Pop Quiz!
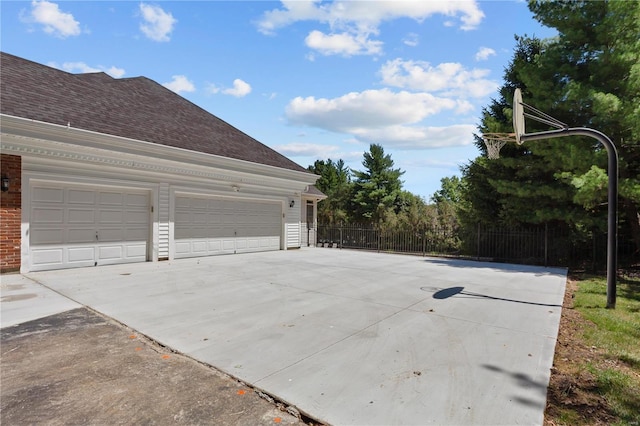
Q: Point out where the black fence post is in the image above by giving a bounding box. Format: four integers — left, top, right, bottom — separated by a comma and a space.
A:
477, 223, 481, 260
544, 223, 548, 267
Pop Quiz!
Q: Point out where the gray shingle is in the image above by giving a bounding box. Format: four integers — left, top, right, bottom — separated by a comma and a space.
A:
1, 52, 309, 173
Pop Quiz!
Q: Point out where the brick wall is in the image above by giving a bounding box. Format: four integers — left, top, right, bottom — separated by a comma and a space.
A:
1, 154, 22, 273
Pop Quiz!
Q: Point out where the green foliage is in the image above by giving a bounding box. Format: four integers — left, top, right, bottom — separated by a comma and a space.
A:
461, 0, 640, 254
431, 176, 463, 205
308, 159, 353, 224
573, 274, 640, 423
351, 144, 405, 225
309, 147, 461, 230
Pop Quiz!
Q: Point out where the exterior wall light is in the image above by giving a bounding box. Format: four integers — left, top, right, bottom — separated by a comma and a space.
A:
289, 200, 295, 208
1, 175, 9, 192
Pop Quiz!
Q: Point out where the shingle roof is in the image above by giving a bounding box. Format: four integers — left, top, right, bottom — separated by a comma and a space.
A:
303, 185, 327, 199
0, 52, 309, 173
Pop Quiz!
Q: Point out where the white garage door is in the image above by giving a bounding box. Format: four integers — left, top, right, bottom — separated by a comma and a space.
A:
174, 196, 281, 258
29, 184, 150, 271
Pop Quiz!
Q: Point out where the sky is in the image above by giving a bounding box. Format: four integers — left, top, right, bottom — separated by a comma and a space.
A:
1, 1, 556, 200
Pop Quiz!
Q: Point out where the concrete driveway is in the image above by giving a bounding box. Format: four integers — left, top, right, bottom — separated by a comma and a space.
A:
21, 249, 567, 425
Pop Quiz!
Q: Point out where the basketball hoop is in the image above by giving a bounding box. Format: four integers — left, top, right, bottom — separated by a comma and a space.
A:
506, 88, 618, 308
481, 132, 517, 159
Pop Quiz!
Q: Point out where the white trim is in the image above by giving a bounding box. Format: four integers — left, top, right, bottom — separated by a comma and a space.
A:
4, 113, 322, 270
1, 114, 318, 185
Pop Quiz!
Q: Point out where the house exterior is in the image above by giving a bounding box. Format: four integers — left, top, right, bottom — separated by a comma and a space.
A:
0, 52, 325, 273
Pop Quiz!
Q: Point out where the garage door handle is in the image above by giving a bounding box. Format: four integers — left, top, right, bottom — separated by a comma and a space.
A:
96, 231, 99, 241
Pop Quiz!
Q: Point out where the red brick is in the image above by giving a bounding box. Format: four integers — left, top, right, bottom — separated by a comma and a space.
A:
1, 154, 22, 272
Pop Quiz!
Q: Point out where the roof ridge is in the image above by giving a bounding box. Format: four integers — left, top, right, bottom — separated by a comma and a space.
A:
0, 51, 311, 174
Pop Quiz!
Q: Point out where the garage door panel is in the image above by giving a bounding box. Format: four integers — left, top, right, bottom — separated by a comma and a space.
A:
67, 228, 95, 243
191, 212, 207, 224
68, 246, 95, 262
207, 240, 222, 251
98, 228, 124, 242
32, 187, 64, 203
68, 208, 95, 223
192, 240, 208, 253
31, 229, 64, 245
126, 193, 148, 207
175, 241, 191, 256
174, 195, 281, 259
126, 244, 147, 257
99, 210, 123, 224
69, 189, 96, 204
124, 227, 149, 241
30, 183, 150, 271
124, 210, 148, 224
31, 248, 64, 266
99, 192, 123, 205
98, 245, 123, 260
222, 239, 235, 251
33, 208, 64, 223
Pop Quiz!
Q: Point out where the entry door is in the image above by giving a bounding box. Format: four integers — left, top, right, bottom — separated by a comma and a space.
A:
174, 196, 281, 258
29, 184, 150, 271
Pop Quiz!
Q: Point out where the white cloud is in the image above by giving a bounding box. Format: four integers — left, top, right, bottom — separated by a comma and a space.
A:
286, 88, 457, 133
222, 79, 252, 97
285, 89, 476, 149
104, 66, 126, 79
162, 75, 195, 94
54, 61, 125, 78
305, 30, 382, 57
257, 0, 484, 56
139, 3, 176, 42
25, 0, 81, 38
257, 0, 484, 34
207, 79, 252, 97
350, 124, 476, 149
403, 158, 463, 169
205, 83, 220, 94
403, 32, 419, 47
272, 142, 340, 158
475, 47, 496, 61
379, 58, 499, 98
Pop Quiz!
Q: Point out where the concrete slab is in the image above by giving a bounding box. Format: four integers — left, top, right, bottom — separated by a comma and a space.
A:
1, 273, 80, 328
26, 249, 567, 425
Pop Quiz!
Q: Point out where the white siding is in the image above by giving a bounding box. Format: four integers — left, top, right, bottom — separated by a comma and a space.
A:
285, 197, 301, 248
158, 183, 170, 259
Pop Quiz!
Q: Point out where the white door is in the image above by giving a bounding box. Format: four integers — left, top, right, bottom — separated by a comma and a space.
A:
174, 196, 281, 258
29, 184, 150, 271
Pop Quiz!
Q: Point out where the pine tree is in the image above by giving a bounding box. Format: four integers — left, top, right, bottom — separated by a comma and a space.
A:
352, 144, 404, 225
462, 1, 640, 254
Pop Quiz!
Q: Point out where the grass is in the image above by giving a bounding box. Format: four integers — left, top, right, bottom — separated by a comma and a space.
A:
572, 273, 640, 424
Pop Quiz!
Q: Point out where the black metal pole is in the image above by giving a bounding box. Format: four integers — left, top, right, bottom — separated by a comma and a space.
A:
520, 128, 618, 308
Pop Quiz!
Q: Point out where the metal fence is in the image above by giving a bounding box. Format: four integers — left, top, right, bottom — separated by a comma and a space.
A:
317, 223, 638, 269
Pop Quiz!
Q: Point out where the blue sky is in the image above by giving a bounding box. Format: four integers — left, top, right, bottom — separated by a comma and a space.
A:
1, 1, 556, 199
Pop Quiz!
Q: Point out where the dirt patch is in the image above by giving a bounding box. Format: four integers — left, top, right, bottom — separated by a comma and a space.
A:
1, 308, 315, 426
543, 278, 616, 425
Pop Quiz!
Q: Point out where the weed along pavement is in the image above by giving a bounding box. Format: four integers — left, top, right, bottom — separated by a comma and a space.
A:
2, 249, 567, 425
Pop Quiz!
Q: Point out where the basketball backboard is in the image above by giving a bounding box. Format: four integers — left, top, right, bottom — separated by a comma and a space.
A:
513, 88, 525, 144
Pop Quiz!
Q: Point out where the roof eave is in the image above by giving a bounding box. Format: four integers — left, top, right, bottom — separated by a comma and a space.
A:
1, 114, 319, 185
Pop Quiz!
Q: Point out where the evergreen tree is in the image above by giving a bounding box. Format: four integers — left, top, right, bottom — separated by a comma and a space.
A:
352, 144, 405, 225
462, 1, 640, 253
308, 159, 352, 224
